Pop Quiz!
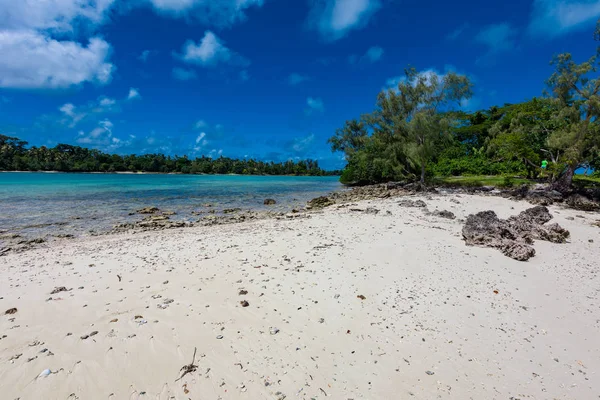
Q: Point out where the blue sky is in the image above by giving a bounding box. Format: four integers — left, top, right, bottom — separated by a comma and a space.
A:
0, 0, 599, 169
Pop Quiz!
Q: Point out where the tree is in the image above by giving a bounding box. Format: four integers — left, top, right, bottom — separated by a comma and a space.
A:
487, 98, 558, 178
330, 68, 473, 184
545, 52, 600, 192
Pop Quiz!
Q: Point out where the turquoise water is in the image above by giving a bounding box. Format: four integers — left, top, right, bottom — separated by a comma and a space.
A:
0, 173, 341, 240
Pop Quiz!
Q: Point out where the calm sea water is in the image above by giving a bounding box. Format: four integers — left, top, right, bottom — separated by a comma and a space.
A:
0, 173, 341, 240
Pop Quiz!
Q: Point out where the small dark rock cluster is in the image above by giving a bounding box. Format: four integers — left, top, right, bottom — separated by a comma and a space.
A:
306, 196, 335, 209
462, 206, 570, 261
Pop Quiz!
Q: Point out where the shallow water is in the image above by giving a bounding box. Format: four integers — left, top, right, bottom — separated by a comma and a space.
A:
0, 173, 341, 240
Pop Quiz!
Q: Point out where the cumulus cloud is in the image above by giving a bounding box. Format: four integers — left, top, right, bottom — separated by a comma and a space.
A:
0, 30, 114, 89
178, 30, 249, 67
127, 88, 141, 100
172, 67, 198, 80
99, 97, 116, 107
305, 97, 325, 115
76, 119, 122, 151
0, 0, 264, 32
0, 0, 116, 32
53, 88, 133, 128
308, 0, 381, 41
59, 103, 86, 127
0, 0, 265, 91
528, 0, 600, 37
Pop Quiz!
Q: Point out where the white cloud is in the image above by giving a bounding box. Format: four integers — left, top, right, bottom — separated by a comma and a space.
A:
0, 30, 114, 89
60, 103, 86, 127
146, 0, 264, 26
76, 118, 121, 150
305, 97, 325, 115
528, 0, 600, 37
193, 131, 209, 151
308, 0, 381, 41
99, 97, 116, 107
195, 132, 207, 144
172, 67, 198, 80
194, 120, 208, 129
178, 30, 248, 67
0, 0, 116, 32
288, 73, 310, 85
127, 88, 141, 100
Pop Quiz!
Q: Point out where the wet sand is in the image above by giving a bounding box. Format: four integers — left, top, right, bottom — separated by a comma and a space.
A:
1, 193, 599, 399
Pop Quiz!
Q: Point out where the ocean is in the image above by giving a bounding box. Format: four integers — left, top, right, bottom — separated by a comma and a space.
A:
0, 173, 341, 241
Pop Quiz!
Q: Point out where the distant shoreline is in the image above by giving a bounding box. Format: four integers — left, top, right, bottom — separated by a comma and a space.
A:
0, 170, 341, 177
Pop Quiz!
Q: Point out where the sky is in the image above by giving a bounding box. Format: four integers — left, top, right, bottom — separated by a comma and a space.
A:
0, 0, 599, 169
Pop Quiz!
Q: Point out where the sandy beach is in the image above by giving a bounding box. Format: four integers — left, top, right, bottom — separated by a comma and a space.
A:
1, 192, 599, 400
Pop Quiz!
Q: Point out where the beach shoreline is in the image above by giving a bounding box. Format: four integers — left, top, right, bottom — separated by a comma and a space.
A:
1, 191, 599, 399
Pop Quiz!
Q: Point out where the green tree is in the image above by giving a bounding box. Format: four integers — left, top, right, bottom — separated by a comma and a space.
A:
545, 52, 600, 192
487, 98, 558, 178
330, 68, 473, 184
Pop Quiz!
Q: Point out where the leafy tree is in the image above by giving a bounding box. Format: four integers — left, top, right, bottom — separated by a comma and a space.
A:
544, 52, 600, 192
329, 68, 473, 184
487, 98, 558, 178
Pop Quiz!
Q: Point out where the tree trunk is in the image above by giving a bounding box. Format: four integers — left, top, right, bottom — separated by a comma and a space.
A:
420, 163, 425, 184
552, 164, 575, 194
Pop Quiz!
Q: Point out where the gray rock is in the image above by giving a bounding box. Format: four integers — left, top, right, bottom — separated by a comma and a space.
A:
398, 199, 427, 208
462, 206, 569, 261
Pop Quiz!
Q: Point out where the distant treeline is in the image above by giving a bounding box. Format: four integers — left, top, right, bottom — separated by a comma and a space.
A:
0, 135, 339, 176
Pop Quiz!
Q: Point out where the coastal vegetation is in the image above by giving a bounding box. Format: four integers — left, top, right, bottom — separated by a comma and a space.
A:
329, 27, 600, 192
0, 135, 338, 176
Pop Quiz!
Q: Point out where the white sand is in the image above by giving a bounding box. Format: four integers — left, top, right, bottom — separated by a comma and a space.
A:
1, 193, 599, 400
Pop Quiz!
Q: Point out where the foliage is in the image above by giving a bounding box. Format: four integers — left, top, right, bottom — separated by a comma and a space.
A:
543, 52, 600, 191
0, 135, 338, 176
329, 32, 600, 189
329, 68, 473, 184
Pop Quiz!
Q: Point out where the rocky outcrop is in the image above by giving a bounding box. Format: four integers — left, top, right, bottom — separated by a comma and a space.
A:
462, 206, 569, 261
565, 194, 600, 212
398, 199, 427, 208
429, 210, 456, 219
136, 207, 160, 214
264, 199, 277, 205
307, 196, 335, 209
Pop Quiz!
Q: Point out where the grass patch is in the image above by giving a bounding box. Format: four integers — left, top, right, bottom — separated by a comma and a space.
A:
573, 175, 600, 188
432, 175, 533, 188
